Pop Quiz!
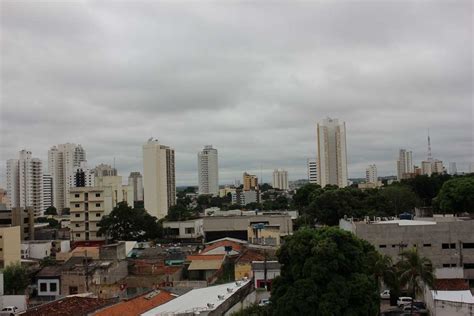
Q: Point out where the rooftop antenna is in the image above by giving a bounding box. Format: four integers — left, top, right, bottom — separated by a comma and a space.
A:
427, 129, 433, 161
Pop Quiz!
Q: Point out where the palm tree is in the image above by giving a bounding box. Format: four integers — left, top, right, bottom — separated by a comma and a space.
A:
373, 254, 396, 315
397, 248, 435, 315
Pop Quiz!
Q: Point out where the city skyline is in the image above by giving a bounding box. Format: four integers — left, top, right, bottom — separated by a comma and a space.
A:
1, 1, 472, 186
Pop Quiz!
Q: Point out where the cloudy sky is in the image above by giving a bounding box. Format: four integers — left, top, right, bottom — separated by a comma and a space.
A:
1, 0, 472, 186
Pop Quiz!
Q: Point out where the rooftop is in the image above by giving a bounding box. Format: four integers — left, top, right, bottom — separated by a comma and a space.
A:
141, 279, 251, 315
23, 296, 116, 316
432, 290, 474, 303
434, 279, 470, 291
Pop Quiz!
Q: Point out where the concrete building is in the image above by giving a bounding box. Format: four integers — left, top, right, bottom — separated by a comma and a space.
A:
0, 226, 21, 267
43, 174, 53, 210
94, 163, 117, 177
340, 216, 474, 280
365, 164, 377, 184
272, 169, 288, 190
70, 162, 95, 188
69, 187, 106, 241
21, 240, 52, 259
48, 143, 86, 212
231, 189, 259, 206
94, 176, 134, 212
307, 159, 318, 184
243, 172, 258, 191
198, 145, 219, 196
163, 218, 204, 240
7, 150, 43, 216
449, 162, 457, 175
0, 206, 35, 240
203, 214, 292, 242
0, 188, 9, 208
128, 172, 144, 202
218, 186, 237, 198
470, 163, 474, 173
142, 138, 176, 219
397, 149, 413, 180
421, 159, 444, 176
317, 117, 348, 188
252, 261, 281, 290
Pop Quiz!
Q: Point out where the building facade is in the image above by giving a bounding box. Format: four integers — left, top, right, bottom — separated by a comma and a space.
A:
307, 159, 318, 184
198, 145, 219, 196
243, 172, 258, 191
128, 172, 144, 202
48, 143, 86, 212
94, 164, 117, 177
396, 149, 413, 180
94, 175, 134, 212
7, 150, 44, 216
365, 164, 377, 184
272, 169, 289, 190
317, 118, 348, 188
142, 139, 176, 219
43, 174, 53, 210
69, 187, 106, 241
70, 162, 95, 188
0, 226, 21, 267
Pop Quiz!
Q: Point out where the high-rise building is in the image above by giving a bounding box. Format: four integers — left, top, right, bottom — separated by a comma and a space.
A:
0, 188, 9, 207
69, 187, 105, 241
272, 169, 289, 190
317, 118, 348, 188
198, 145, 219, 196
70, 162, 95, 188
43, 174, 53, 210
142, 139, 176, 219
243, 172, 258, 191
94, 163, 117, 177
128, 172, 144, 202
48, 143, 86, 213
470, 163, 474, 173
6, 150, 43, 216
366, 164, 378, 184
448, 162, 457, 175
397, 149, 413, 180
307, 159, 318, 184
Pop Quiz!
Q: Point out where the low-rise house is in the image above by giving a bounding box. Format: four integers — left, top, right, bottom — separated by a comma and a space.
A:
234, 249, 265, 280
248, 223, 282, 246
21, 240, 52, 259
36, 266, 62, 299
251, 261, 281, 290
424, 279, 474, 316
186, 254, 225, 282
163, 218, 203, 240
22, 296, 118, 316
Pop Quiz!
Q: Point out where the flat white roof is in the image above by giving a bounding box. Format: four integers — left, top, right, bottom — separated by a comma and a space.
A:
141, 279, 251, 315
374, 220, 437, 226
432, 290, 474, 303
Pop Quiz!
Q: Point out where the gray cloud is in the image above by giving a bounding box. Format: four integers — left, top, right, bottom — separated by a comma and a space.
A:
1, 0, 472, 186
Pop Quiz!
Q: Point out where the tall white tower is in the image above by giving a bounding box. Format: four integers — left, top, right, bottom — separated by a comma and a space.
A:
317, 118, 348, 188
143, 139, 176, 219
6, 150, 43, 216
48, 143, 87, 212
397, 149, 413, 180
272, 169, 289, 190
128, 172, 144, 202
366, 164, 378, 184
198, 145, 219, 196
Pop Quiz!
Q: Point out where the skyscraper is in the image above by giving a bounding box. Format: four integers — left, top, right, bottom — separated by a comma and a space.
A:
317, 118, 348, 188
128, 172, 144, 202
272, 169, 289, 190
366, 164, 378, 184
6, 150, 43, 216
48, 143, 86, 212
43, 174, 53, 210
243, 172, 258, 191
307, 159, 318, 184
94, 163, 117, 177
143, 139, 176, 219
198, 145, 219, 196
397, 149, 413, 180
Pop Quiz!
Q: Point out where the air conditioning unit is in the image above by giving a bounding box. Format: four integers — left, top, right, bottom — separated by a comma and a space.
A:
218, 294, 225, 300
227, 288, 233, 293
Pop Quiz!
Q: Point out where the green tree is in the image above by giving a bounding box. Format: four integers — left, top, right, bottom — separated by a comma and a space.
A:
397, 248, 435, 314
292, 183, 321, 209
311, 189, 355, 226
97, 202, 162, 241
373, 254, 395, 314
379, 185, 419, 215
44, 206, 57, 215
39, 256, 57, 268
3, 262, 30, 295
231, 303, 270, 316
167, 204, 193, 221
271, 227, 379, 315
36, 217, 60, 229
402, 174, 452, 206
437, 176, 474, 213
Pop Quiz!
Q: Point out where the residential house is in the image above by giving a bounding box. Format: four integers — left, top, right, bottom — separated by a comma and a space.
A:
251, 261, 281, 290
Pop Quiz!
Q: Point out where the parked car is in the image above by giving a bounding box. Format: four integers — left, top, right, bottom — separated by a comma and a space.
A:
0, 306, 18, 316
397, 297, 413, 307
413, 301, 426, 309
380, 289, 391, 299
259, 298, 270, 306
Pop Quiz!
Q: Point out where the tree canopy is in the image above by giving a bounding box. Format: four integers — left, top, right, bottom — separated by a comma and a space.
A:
270, 227, 379, 315
97, 202, 162, 241
44, 206, 57, 215
3, 262, 30, 295
436, 176, 474, 213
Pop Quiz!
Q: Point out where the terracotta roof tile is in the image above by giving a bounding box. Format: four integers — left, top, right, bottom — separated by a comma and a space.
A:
187, 254, 225, 261
201, 241, 243, 254
92, 290, 174, 316
23, 297, 115, 316
434, 279, 470, 291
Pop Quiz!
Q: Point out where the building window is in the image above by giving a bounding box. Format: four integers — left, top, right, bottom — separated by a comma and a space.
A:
75, 214, 80, 217
379, 245, 387, 248
40, 283, 47, 292
75, 204, 80, 208
442, 243, 456, 249
423, 244, 431, 247
50, 283, 57, 292
95, 193, 101, 197
185, 227, 195, 234
75, 224, 80, 227
463, 243, 474, 249
464, 263, 474, 269
75, 194, 80, 198
96, 203, 101, 207
96, 213, 101, 217
75, 233, 80, 237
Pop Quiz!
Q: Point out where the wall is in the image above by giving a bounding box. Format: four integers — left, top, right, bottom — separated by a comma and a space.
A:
0, 226, 21, 267
26, 242, 52, 259
234, 263, 252, 280
163, 219, 204, 239
0, 295, 27, 312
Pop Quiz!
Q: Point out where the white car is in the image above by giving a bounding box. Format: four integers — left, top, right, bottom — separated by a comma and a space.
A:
0, 306, 18, 316
380, 289, 390, 299
397, 296, 413, 307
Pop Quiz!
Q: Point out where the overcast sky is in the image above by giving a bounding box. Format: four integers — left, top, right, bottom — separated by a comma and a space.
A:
1, 0, 472, 186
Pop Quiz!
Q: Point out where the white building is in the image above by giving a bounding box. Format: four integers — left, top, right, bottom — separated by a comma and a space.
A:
143, 138, 176, 219
307, 159, 318, 184
21, 241, 52, 259
470, 163, 474, 173
365, 164, 377, 184
128, 172, 144, 202
70, 161, 95, 188
397, 149, 413, 180
448, 162, 457, 175
94, 176, 134, 213
94, 163, 117, 177
42, 174, 53, 210
272, 169, 289, 190
422, 159, 444, 177
198, 145, 219, 196
163, 218, 204, 239
6, 150, 43, 216
317, 118, 348, 188
48, 143, 86, 213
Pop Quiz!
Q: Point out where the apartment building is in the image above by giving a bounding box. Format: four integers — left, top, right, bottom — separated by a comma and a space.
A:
272, 169, 289, 190
69, 187, 106, 241
198, 145, 219, 196
0, 226, 21, 267
243, 172, 258, 191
